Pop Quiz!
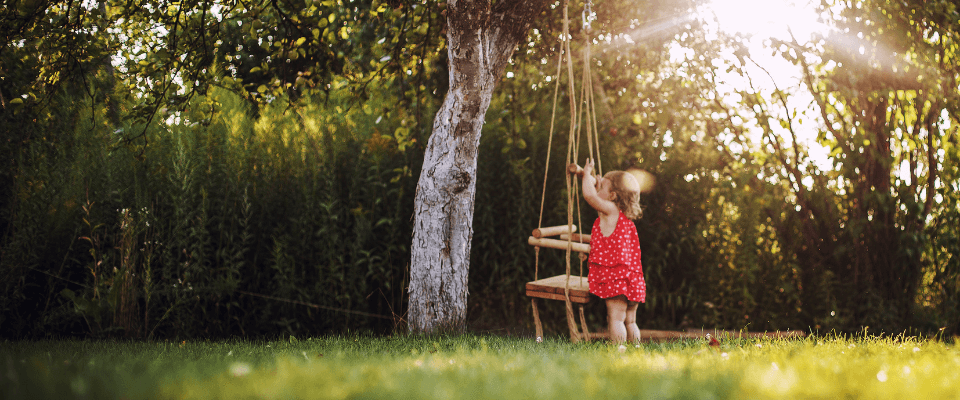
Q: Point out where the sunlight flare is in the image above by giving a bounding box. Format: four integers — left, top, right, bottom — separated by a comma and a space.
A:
698, 0, 828, 42
690, 0, 837, 171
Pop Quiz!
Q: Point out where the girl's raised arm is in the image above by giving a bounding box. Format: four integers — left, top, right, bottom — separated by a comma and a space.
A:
579, 159, 618, 216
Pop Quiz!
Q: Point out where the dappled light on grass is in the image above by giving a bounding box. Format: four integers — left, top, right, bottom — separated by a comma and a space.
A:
2, 334, 959, 399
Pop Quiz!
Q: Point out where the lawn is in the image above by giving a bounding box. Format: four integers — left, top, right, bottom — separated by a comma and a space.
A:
2, 333, 958, 399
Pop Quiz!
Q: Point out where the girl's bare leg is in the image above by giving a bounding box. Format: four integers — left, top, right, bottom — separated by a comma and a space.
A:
606, 297, 628, 344
625, 301, 641, 344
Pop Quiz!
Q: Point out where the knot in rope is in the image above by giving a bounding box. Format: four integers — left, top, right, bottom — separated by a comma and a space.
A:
582, 0, 596, 31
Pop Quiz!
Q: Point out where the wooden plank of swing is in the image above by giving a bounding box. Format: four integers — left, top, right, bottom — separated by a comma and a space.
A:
526, 274, 591, 304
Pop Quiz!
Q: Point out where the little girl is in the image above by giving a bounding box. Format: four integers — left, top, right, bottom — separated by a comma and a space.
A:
578, 158, 645, 344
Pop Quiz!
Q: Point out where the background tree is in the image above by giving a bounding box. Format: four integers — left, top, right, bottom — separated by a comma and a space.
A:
746, 0, 960, 331
407, 0, 562, 333
0, 0, 447, 337
663, 0, 960, 332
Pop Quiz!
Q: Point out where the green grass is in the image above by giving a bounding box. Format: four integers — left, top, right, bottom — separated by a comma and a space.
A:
2, 334, 958, 399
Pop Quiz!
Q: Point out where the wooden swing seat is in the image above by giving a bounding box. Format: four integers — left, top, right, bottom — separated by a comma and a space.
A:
526, 274, 590, 303
526, 224, 596, 342
526, 273, 598, 342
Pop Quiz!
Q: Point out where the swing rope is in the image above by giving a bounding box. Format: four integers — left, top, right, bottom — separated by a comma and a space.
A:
532, 0, 602, 343
562, 1, 582, 341
574, 0, 601, 286
535, 2, 569, 283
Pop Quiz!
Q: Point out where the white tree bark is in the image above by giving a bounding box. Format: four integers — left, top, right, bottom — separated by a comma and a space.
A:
408, 0, 552, 333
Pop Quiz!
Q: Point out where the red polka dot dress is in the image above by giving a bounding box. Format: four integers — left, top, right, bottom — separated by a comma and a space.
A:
588, 211, 646, 303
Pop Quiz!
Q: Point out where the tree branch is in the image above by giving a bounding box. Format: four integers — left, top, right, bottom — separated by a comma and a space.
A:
791, 35, 850, 149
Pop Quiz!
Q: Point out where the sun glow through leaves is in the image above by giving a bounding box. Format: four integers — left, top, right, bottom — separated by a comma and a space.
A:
698, 0, 829, 43
692, 0, 837, 172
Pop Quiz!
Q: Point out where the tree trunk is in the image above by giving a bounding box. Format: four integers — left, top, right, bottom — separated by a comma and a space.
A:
408, 0, 551, 333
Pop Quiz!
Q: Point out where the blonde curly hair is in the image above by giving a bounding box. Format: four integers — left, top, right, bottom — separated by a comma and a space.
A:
605, 171, 643, 220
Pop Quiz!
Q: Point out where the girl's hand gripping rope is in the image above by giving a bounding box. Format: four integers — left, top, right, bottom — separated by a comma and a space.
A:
567, 158, 595, 178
